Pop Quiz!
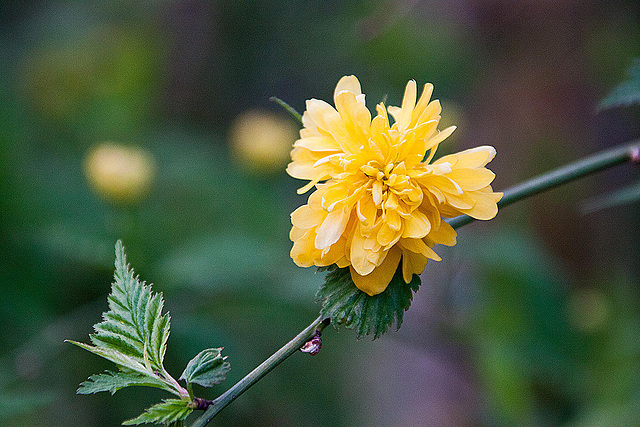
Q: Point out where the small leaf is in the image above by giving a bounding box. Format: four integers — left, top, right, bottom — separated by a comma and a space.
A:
600, 58, 640, 110
122, 399, 193, 426
180, 348, 231, 388
77, 370, 169, 395
316, 265, 420, 339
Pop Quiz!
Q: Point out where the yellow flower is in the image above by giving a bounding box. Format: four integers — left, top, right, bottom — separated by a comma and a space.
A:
287, 76, 502, 296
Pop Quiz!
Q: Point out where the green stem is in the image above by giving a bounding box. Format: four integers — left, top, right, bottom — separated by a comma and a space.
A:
269, 96, 303, 124
447, 140, 640, 229
190, 140, 640, 426
190, 316, 326, 427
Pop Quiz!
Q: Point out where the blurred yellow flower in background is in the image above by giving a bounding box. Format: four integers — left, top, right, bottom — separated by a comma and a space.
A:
84, 143, 156, 205
231, 110, 299, 173
288, 76, 502, 296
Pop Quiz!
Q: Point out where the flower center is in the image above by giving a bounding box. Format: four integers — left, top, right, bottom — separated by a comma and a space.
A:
358, 161, 419, 210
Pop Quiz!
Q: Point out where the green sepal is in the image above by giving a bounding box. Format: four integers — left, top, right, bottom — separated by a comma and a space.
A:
179, 348, 231, 388
600, 57, 640, 110
122, 399, 193, 426
316, 265, 421, 339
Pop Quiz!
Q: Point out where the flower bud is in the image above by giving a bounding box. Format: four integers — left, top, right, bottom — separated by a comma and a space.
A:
84, 143, 156, 205
300, 331, 322, 356
230, 110, 298, 173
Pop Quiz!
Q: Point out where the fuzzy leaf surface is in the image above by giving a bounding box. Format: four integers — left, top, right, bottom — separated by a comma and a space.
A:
317, 265, 420, 339
122, 399, 193, 426
179, 348, 231, 388
600, 58, 640, 110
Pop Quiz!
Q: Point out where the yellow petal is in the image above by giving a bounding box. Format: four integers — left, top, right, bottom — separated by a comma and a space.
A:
294, 136, 341, 152
377, 222, 401, 247
334, 75, 362, 100
317, 236, 347, 266
315, 205, 351, 249
372, 180, 384, 206
356, 197, 377, 228
350, 246, 402, 296
385, 209, 402, 231
424, 175, 463, 195
300, 111, 320, 136
391, 80, 417, 130
289, 225, 305, 241
336, 258, 350, 268
435, 146, 496, 169
446, 168, 495, 191
427, 125, 456, 148
462, 193, 499, 220
399, 238, 441, 261
444, 191, 475, 210
291, 204, 327, 229
296, 176, 325, 195
401, 248, 429, 283
350, 227, 375, 275
365, 247, 385, 265
428, 221, 457, 246
305, 99, 356, 154
384, 192, 400, 211
334, 90, 371, 139
412, 83, 434, 125
402, 210, 431, 238
290, 229, 317, 267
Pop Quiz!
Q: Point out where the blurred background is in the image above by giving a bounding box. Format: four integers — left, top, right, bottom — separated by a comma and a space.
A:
1, 1, 640, 425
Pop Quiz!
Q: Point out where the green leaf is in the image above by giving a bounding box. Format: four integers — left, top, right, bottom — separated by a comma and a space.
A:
600, 58, 640, 110
581, 180, 640, 214
179, 348, 231, 388
122, 399, 193, 426
316, 265, 421, 339
67, 241, 182, 397
77, 370, 169, 395
97, 240, 170, 373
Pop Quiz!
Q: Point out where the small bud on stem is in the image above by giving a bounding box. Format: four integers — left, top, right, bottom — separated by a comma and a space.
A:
630, 146, 640, 164
192, 397, 215, 410
300, 330, 322, 356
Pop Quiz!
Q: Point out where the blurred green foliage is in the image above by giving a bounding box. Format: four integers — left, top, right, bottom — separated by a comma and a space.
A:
1, 1, 639, 426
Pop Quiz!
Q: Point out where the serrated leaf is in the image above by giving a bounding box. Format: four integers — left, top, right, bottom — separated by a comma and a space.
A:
97, 241, 171, 373
67, 241, 182, 397
122, 399, 193, 426
179, 348, 231, 388
77, 370, 169, 395
316, 265, 421, 339
600, 58, 640, 110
